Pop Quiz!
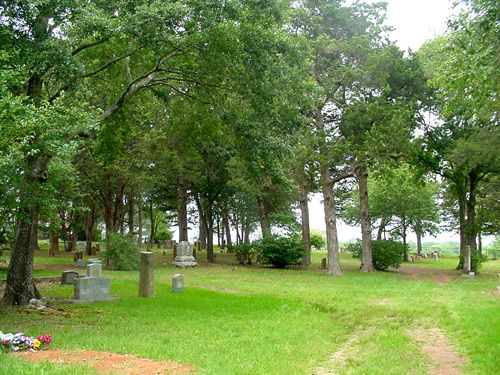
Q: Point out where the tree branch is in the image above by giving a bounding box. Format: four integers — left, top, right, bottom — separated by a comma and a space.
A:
72, 38, 110, 56
82, 46, 144, 78
332, 172, 354, 184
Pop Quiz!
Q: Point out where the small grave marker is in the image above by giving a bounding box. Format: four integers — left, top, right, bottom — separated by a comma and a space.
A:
61, 270, 79, 285
172, 274, 184, 293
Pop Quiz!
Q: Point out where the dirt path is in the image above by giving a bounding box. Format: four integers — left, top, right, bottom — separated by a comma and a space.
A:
312, 335, 359, 375
408, 328, 466, 375
17, 350, 195, 375
396, 265, 459, 285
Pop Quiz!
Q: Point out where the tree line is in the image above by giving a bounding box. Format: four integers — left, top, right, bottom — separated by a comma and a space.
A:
0, 0, 498, 306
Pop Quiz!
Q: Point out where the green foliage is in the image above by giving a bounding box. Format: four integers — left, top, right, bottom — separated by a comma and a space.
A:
349, 239, 404, 271
485, 237, 500, 260
104, 233, 140, 271
309, 230, 326, 250
234, 243, 259, 265
256, 235, 305, 268
471, 251, 484, 274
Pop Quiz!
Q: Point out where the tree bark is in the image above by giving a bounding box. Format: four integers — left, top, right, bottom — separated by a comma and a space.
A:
257, 195, 271, 238
206, 204, 215, 263
376, 218, 385, 241
456, 177, 467, 270
356, 163, 375, 272
177, 179, 189, 242
85, 207, 96, 256
1, 155, 47, 306
416, 222, 423, 256
199, 215, 207, 249
402, 217, 408, 262
222, 208, 233, 253
148, 200, 155, 250
315, 106, 341, 275
137, 194, 143, 245
299, 182, 311, 267
465, 171, 479, 271
243, 216, 250, 244
70, 230, 77, 253
49, 227, 59, 257
128, 194, 134, 233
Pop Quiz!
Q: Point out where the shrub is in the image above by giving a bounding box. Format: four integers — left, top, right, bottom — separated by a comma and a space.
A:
349, 239, 403, 271
234, 243, 259, 265
310, 230, 326, 250
256, 236, 305, 268
104, 233, 140, 271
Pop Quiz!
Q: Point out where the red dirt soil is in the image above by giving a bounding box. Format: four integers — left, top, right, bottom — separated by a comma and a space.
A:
17, 349, 196, 375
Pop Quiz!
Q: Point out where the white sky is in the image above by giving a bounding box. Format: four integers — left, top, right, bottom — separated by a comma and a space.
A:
376, 0, 454, 51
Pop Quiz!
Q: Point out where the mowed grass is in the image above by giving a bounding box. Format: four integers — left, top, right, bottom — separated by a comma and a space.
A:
1, 247, 499, 374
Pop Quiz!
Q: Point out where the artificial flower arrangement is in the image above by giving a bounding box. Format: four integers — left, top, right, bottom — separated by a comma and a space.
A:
0, 331, 52, 352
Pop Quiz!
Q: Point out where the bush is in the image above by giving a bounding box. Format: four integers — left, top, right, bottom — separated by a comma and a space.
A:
104, 233, 140, 271
256, 236, 305, 268
349, 239, 403, 271
234, 243, 259, 265
310, 230, 326, 250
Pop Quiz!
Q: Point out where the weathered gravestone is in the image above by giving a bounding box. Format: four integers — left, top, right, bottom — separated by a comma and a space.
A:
172, 274, 184, 293
61, 270, 79, 285
66, 260, 117, 303
172, 241, 197, 268
138, 252, 154, 297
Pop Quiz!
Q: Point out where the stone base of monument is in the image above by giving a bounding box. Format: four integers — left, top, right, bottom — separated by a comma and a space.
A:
172, 241, 197, 267
172, 255, 198, 268
64, 260, 118, 303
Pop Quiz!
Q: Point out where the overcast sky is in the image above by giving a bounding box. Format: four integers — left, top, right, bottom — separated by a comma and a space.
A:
374, 0, 454, 51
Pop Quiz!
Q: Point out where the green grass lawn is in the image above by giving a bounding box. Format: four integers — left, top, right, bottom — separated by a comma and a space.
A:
1, 247, 499, 374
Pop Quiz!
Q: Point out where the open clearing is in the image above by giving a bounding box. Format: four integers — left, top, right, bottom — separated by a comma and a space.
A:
1, 251, 499, 374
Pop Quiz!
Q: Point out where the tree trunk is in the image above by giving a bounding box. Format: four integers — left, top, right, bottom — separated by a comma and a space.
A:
137, 194, 143, 245
148, 200, 155, 250
1, 205, 42, 306
465, 171, 479, 271
356, 163, 374, 272
70, 230, 77, 253
85, 207, 96, 256
402, 218, 408, 262
478, 232, 482, 255
49, 227, 59, 257
299, 182, 311, 267
376, 218, 385, 241
244, 216, 250, 244
463, 245, 471, 273
199, 217, 207, 249
315, 106, 341, 275
416, 225, 422, 256
222, 208, 233, 253
1, 155, 47, 306
456, 177, 467, 269
177, 180, 189, 242
322, 178, 341, 275
216, 214, 222, 248
128, 195, 134, 234
113, 175, 125, 234
257, 195, 271, 238
206, 204, 215, 263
